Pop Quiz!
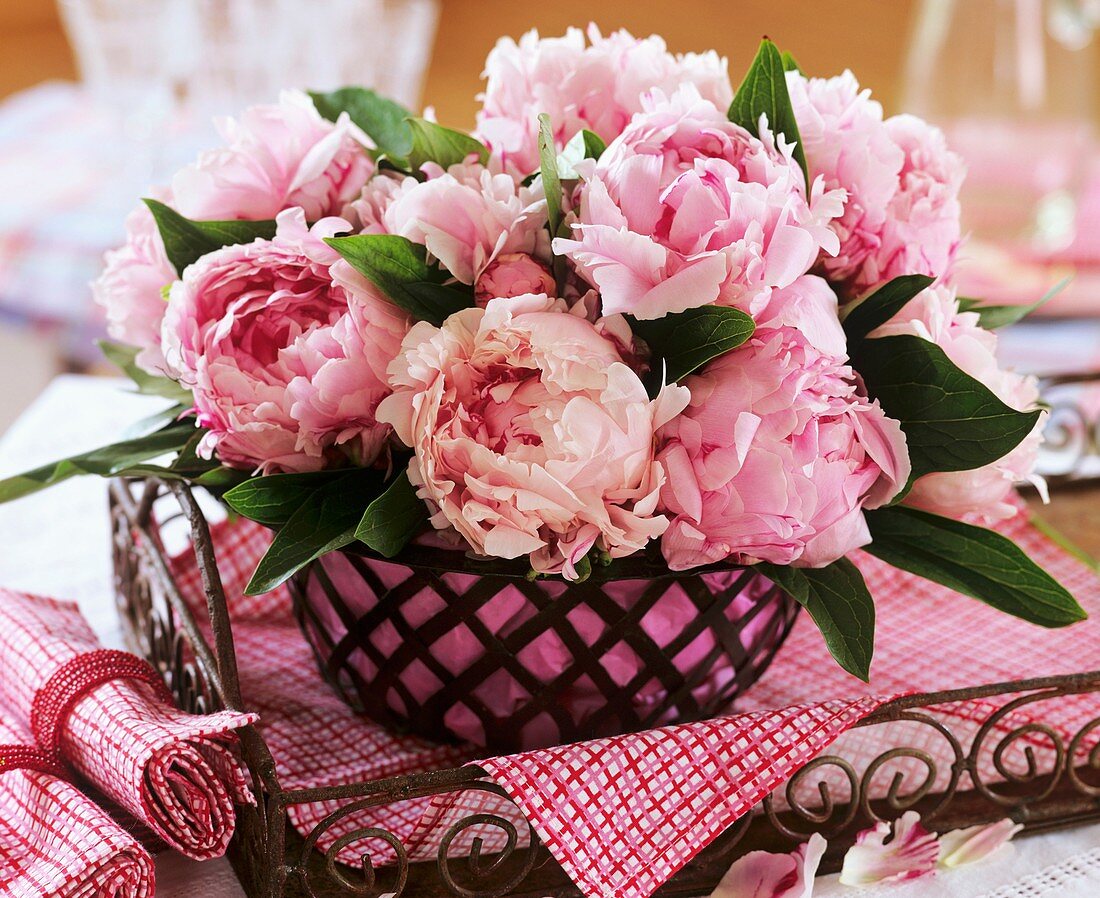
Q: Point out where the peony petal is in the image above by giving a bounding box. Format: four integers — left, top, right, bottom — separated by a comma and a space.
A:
652, 383, 692, 430
554, 224, 668, 316
839, 812, 940, 886
760, 276, 847, 358
938, 819, 1023, 868
630, 253, 729, 319
762, 224, 818, 289
710, 833, 825, 898
483, 525, 547, 559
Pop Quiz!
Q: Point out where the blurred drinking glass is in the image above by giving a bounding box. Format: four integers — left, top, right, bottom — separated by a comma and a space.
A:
58, 0, 190, 179
905, 0, 1099, 262
186, 0, 440, 117
58, 0, 441, 173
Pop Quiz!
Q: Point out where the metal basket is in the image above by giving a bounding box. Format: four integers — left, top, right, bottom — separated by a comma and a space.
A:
291, 547, 799, 752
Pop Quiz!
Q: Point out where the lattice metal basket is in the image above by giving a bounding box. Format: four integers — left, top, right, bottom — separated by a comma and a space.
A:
107, 475, 1100, 898
293, 544, 798, 752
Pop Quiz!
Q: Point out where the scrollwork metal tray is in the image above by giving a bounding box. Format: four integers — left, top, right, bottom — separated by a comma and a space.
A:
107, 476, 1100, 898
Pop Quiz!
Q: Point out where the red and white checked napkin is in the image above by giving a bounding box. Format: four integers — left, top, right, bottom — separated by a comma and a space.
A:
0, 591, 256, 861
0, 712, 154, 898
170, 510, 1100, 898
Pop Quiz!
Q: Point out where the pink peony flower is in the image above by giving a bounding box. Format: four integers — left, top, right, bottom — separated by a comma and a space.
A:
785, 71, 903, 293
344, 160, 549, 285
658, 279, 910, 570
172, 90, 373, 222
93, 198, 177, 376
162, 208, 410, 474
875, 115, 965, 290
839, 812, 940, 886
376, 293, 690, 579
710, 833, 825, 898
554, 86, 845, 320
475, 252, 556, 305
787, 70, 965, 299
872, 285, 1045, 523
476, 24, 734, 175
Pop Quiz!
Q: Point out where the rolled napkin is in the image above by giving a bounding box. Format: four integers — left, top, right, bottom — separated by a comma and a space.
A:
0, 714, 154, 898
0, 590, 256, 860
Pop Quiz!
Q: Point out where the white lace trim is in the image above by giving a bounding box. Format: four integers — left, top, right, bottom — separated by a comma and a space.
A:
979, 848, 1100, 898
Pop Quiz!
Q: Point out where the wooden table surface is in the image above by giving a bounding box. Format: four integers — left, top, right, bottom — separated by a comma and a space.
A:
1, 1, 922, 124
1028, 488, 1100, 562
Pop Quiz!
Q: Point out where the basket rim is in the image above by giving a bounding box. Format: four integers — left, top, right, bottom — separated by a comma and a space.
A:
329, 540, 756, 582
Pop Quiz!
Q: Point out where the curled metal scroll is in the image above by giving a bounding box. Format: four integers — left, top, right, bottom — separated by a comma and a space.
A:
323, 828, 408, 897
298, 799, 411, 898
1067, 715, 1100, 798
970, 693, 1068, 807
1035, 374, 1100, 483
858, 712, 964, 823
763, 755, 860, 838
438, 812, 538, 898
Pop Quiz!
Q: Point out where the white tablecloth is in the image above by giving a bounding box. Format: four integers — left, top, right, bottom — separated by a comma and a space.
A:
0, 375, 1096, 898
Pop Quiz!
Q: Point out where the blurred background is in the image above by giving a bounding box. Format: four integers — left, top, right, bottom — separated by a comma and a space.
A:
2, 0, 1100, 458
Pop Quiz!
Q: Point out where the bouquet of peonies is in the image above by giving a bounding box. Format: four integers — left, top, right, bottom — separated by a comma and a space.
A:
2, 26, 1085, 680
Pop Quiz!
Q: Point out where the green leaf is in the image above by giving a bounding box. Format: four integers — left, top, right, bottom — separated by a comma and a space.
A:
538, 113, 564, 238
143, 199, 276, 276
98, 340, 193, 403
193, 467, 251, 490
781, 50, 802, 73
556, 128, 607, 178
628, 306, 756, 392
224, 470, 343, 525
101, 423, 249, 491
308, 87, 413, 159
964, 276, 1071, 330
758, 559, 875, 680
354, 469, 429, 557
841, 274, 935, 343
853, 334, 1043, 480
0, 422, 196, 503
121, 404, 188, 440
579, 129, 607, 160
404, 118, 489, 172
729, 39, 809, 190
325, 234, 474, 325
245, 469, 388, 594
93, 427, 226, 483
109, 461, 211, 483
865, 505, 1087, 627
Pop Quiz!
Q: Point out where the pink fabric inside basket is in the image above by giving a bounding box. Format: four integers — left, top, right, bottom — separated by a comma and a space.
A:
303, 552, 785, 747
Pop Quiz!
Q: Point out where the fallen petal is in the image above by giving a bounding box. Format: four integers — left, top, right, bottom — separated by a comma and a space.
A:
839, 811, 940, 886
939, 819, 1023, 868
711, 833, 826, 898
